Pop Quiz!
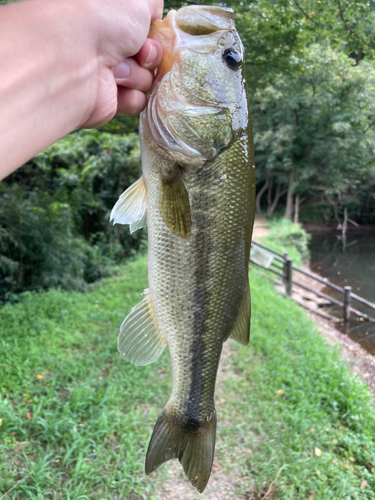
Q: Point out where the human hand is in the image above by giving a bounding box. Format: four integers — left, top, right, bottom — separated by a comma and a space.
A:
0, 0, 164, 177
81, 0, 164, 128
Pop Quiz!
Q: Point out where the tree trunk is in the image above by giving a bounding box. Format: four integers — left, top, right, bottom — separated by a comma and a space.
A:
267, 177, 273, 214
255, 176, 269, 213
342, 207, 348, 236
267, 182, 287, 218
293, 193, 300, 224
342, 207, 348, 250
333, 202, 342, 230
284, 165, 296, 220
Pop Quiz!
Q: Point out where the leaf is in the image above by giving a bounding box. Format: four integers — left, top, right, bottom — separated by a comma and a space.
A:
26, 412, 32, 420
277, 389, 285, 395
349, 456, 355, 463
36, 374, 44, 380
314, 447, 321, 457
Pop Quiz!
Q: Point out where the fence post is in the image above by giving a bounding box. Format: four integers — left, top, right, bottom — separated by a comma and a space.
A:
283, 253, 292, 296
343, 286, 352, 321
282, 253, 288, 287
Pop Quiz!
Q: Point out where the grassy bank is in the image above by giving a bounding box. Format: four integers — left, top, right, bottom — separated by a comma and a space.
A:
1, 255, 375, 499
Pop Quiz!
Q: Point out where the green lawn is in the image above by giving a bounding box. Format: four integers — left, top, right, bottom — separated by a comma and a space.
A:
1, 254, 375, 499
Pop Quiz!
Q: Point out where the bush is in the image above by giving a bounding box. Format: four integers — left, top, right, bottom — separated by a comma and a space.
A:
0, 129, 145, 303
262, 218, 311, 263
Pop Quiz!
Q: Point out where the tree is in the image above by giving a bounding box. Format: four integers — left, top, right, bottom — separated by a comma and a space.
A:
252, 44, 375, 222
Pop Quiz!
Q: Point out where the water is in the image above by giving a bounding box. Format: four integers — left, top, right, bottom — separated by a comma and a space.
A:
308, 231, 375, 354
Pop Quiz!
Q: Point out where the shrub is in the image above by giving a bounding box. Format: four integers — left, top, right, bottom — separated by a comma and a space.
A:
0, 130, 145, 303
263, 218, 311, 262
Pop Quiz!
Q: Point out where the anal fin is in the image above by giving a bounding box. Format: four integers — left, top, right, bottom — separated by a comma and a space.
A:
229, 285, 251, 345
118, 289, 167, 366
110, 176, 147, 233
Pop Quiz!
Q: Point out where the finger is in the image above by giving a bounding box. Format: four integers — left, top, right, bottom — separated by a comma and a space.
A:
113, 58, 153, 93
150, 0, 164, 20
136, 39, 164, 70
116, 87, 147, 116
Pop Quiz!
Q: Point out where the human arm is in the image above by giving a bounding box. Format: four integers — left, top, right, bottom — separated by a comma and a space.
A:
0, 0, 163, 180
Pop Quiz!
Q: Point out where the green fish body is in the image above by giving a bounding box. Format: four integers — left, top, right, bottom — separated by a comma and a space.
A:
111, 5, 255, 493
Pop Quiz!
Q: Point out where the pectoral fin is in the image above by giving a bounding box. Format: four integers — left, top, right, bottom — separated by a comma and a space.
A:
118, 289, 167, 366
110, 176, 147, 233
228, 285, 251, 345
160, 171, 191, 239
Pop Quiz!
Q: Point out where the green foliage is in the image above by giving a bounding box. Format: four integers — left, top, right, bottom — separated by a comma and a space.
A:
253, 45, 375, 222
0, 130, 145, 303
261, 218, 311, 264
1, 256, 375, 498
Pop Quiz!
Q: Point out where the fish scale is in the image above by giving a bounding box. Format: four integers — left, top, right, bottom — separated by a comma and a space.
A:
110, 5, 255, 493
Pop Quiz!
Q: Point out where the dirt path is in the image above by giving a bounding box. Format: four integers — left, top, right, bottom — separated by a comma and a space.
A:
252, 215, 270, 239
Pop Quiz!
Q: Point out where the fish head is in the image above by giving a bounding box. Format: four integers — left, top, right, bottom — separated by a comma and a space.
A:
142, 6, 249, 168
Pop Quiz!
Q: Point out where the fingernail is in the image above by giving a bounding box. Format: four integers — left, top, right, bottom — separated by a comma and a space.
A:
144, 44, 157, 66
113, 61, 130, 80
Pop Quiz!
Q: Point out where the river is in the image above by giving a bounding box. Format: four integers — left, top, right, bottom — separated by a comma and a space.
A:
308, 231, 375, 354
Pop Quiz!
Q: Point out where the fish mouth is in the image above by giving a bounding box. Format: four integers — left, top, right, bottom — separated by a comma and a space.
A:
149, 6, 235, 78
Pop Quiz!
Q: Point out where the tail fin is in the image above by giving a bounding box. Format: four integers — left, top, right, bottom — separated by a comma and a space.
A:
145, 407, 216, 493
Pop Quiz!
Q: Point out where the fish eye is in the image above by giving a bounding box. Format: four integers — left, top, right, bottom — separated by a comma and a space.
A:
222, 48, 242, 70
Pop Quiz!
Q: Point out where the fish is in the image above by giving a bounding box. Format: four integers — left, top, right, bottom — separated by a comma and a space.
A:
110, 5, 255, 493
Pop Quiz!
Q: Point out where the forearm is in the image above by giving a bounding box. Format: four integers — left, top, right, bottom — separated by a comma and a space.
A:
0, 0, 98, 179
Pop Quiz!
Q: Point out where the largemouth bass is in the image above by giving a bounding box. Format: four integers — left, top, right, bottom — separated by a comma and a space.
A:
111, 5, 255, 493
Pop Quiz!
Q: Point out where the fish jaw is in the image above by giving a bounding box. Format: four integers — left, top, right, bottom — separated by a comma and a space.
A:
149, 10, 177, 79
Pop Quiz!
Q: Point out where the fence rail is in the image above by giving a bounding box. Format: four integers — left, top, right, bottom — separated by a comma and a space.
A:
250, 240, 375, 323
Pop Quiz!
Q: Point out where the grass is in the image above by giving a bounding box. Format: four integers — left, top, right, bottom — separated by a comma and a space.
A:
1, 254, 375, 499
222, 267, 375, 499
0, 254, 171, 500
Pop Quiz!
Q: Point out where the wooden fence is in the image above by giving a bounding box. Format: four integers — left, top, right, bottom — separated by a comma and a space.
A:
250, 240, 375, 323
